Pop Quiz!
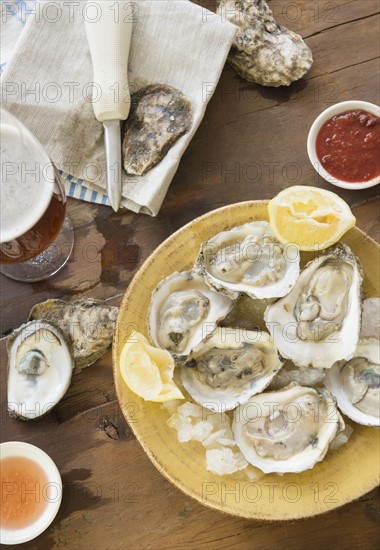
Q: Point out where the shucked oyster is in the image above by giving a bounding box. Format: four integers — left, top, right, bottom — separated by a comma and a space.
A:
233, 383, 344, 473
181, 327, 284, 412
196, 221, 300, 300
122, 84, 192, 176
325, 339, 380, 427
264, 245, 362, 368
7, 320, 74, 420
217, 0, 313, 86
148, 271, 232, 359
29, 299, 118, 371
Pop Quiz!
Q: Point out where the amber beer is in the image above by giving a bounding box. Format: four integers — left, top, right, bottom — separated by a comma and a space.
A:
0, 114, 66, 265
0, 190, 66, 265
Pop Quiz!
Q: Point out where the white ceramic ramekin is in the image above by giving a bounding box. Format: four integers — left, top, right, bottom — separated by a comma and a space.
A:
0, 442, 62, 545
307, 100, 380, 190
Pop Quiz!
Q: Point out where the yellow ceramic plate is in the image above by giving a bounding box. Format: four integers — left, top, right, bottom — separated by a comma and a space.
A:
113, 201, 380, 520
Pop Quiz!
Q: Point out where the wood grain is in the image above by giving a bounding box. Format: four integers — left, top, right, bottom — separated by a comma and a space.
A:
1, 0, 379, 547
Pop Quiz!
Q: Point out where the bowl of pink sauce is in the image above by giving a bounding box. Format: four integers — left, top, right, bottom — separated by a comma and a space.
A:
0, 442, 62, 545
307, 100, 380, 190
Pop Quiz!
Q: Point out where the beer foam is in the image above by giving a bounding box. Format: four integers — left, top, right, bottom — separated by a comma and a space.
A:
0, 122, 55, 244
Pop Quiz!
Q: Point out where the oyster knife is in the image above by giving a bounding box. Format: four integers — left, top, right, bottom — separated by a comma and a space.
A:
84, 1, 133, 211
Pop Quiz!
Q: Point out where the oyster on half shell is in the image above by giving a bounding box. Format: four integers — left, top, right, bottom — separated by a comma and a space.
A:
7, 320, 74, 420
181, 328, 284, 412
148, 271, 232, 359
233, 383, 344, 474
325, 338, 380, 427
264, 245, 362, 368
196, 221, 300, 300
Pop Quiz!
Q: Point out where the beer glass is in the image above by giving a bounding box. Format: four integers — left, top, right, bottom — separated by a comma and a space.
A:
0, 109, 74, 282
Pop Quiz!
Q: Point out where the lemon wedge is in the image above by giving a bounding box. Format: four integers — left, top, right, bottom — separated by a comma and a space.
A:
268, 186, 356, 251
120, 332, 184, 402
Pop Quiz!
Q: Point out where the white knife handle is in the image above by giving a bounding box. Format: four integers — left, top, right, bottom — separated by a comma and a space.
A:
85, 0, 133, 122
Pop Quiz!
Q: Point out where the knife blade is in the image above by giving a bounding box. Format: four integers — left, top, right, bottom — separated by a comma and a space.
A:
84, 0, 133, 211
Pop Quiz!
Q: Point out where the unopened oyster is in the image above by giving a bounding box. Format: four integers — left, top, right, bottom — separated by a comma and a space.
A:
148, 271, 232, 359
181, 328, 284, 412
29, 299, 118, 371
233, 383, 344, 473
196, 221, 300, 300
325, 339, 380, 427
217, 0, 313, 86
7, 320, 74, 420
264, 245, 362, 368
122, 84, 192, 176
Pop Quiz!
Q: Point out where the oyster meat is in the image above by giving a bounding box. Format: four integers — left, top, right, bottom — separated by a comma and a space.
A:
217, 0, 313, 86
325, 338, 380, 427
233, 383, 344, 473
7, 320, 74, 420
29, 299, 118, 371
264, 245, 362, 368
148, 271, 232, 359
122, 84, 192, 176
181, 327, 284, 412
196, 221, 300, 300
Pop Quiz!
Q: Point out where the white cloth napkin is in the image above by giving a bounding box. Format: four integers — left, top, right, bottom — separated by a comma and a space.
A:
1, 0, 237, 215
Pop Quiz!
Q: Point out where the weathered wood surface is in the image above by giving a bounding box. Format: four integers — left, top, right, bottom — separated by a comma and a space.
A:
1, 1, 379, 548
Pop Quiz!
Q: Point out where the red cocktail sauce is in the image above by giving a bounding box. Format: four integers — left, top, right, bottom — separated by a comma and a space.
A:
316, 109, 380, 183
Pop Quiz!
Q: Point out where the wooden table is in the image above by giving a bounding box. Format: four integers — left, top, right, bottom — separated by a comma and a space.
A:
1, 1, 379, 548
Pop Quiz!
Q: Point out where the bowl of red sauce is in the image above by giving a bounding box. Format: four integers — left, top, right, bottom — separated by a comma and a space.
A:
0, 442, 62, 545
307, 100, 380, 190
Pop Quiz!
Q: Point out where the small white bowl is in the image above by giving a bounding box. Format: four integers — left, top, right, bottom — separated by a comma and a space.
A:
307, 100, 380, 190
0, 442, 62, 545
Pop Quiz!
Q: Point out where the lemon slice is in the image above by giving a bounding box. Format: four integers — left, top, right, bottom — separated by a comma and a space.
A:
268, 186, 356, 251
120, 332, 184, 402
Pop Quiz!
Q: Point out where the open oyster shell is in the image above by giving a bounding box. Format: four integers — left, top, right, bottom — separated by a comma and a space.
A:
122, 84, 192, 176
233, 383, 344, 473
264, 244, 362, 368
325, 338, 380, 427
29, 299, 118, 371
196, 221, 300, 300
7, 320, 74, 420
181, 327, 284, 412
148, 271, 233, 360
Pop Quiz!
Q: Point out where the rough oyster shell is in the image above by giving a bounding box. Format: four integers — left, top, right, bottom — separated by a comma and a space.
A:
325, 338, 380, 427
196, 221, 300, 300
181, 327, 284, 412
7, 320, 74, 420
148, 271, 232, 360
29, 299, 118, 371
122, 84, 192, 176
233, 383, 344, 473
264, 244, 362, 368
217, 0, 313, 86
